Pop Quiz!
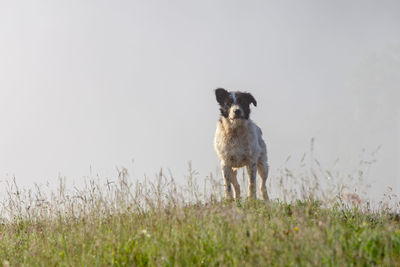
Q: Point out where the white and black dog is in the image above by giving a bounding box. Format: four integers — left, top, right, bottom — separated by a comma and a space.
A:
214, 88, 269, 200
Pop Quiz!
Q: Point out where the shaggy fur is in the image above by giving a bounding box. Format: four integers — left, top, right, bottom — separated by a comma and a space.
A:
214, 88, 269, 200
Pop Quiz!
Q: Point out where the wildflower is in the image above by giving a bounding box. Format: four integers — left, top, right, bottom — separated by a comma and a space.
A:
294, 226, 299, 233
141, 229, 151, 238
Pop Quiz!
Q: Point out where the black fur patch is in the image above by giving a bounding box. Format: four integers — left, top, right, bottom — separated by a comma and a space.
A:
214, 88, 257, 119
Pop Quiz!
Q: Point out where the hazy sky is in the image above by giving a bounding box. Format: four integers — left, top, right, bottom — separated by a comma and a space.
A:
0, 1, 399, 198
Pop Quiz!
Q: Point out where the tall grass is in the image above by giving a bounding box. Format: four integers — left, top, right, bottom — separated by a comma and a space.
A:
0, 146, 399, 266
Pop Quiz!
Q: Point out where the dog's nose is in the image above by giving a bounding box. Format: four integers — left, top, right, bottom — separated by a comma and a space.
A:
234, 109, 241, 116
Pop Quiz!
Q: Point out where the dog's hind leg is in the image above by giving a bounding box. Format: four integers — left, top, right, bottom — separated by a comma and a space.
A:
247, 163, 257, 199
258, 161, 269, 201
222, 165, 234, 200
231, 170, 241, 199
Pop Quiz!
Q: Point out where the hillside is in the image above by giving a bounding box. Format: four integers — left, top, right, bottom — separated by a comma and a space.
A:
0, 168, 399, 266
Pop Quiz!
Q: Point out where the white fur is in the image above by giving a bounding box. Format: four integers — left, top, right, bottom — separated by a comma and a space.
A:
231, 92, 237, 103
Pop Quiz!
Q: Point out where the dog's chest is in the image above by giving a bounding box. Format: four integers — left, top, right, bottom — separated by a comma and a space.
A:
215, 126, 250, 166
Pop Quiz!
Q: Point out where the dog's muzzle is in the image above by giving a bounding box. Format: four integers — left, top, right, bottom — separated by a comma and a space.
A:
229, 105, 243, 120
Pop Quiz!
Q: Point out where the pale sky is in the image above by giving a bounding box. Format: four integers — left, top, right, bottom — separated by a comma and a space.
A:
0, 1, 399, 198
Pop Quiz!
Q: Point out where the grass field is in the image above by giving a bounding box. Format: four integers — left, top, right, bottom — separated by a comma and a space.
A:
1, 199, 399, 266
0, 159, 399, 266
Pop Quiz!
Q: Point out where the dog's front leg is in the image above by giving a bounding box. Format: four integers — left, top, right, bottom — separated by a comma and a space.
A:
247, 163, 257, 199
222, 165, 233, 200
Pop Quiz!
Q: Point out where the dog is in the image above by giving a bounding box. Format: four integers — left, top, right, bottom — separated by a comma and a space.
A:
214, 88, 269, 200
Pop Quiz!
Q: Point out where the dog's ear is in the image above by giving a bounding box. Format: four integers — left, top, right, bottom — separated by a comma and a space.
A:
215, 88, 229, 104
244, 92, 257, 107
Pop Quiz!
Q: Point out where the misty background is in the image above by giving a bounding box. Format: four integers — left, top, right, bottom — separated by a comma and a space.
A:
0, 1, 399, 199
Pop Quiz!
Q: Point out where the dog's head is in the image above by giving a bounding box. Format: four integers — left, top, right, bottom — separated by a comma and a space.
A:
215, 88, 257, 121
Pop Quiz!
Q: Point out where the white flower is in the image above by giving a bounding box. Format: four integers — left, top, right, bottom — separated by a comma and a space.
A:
140, 229, 151, 238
